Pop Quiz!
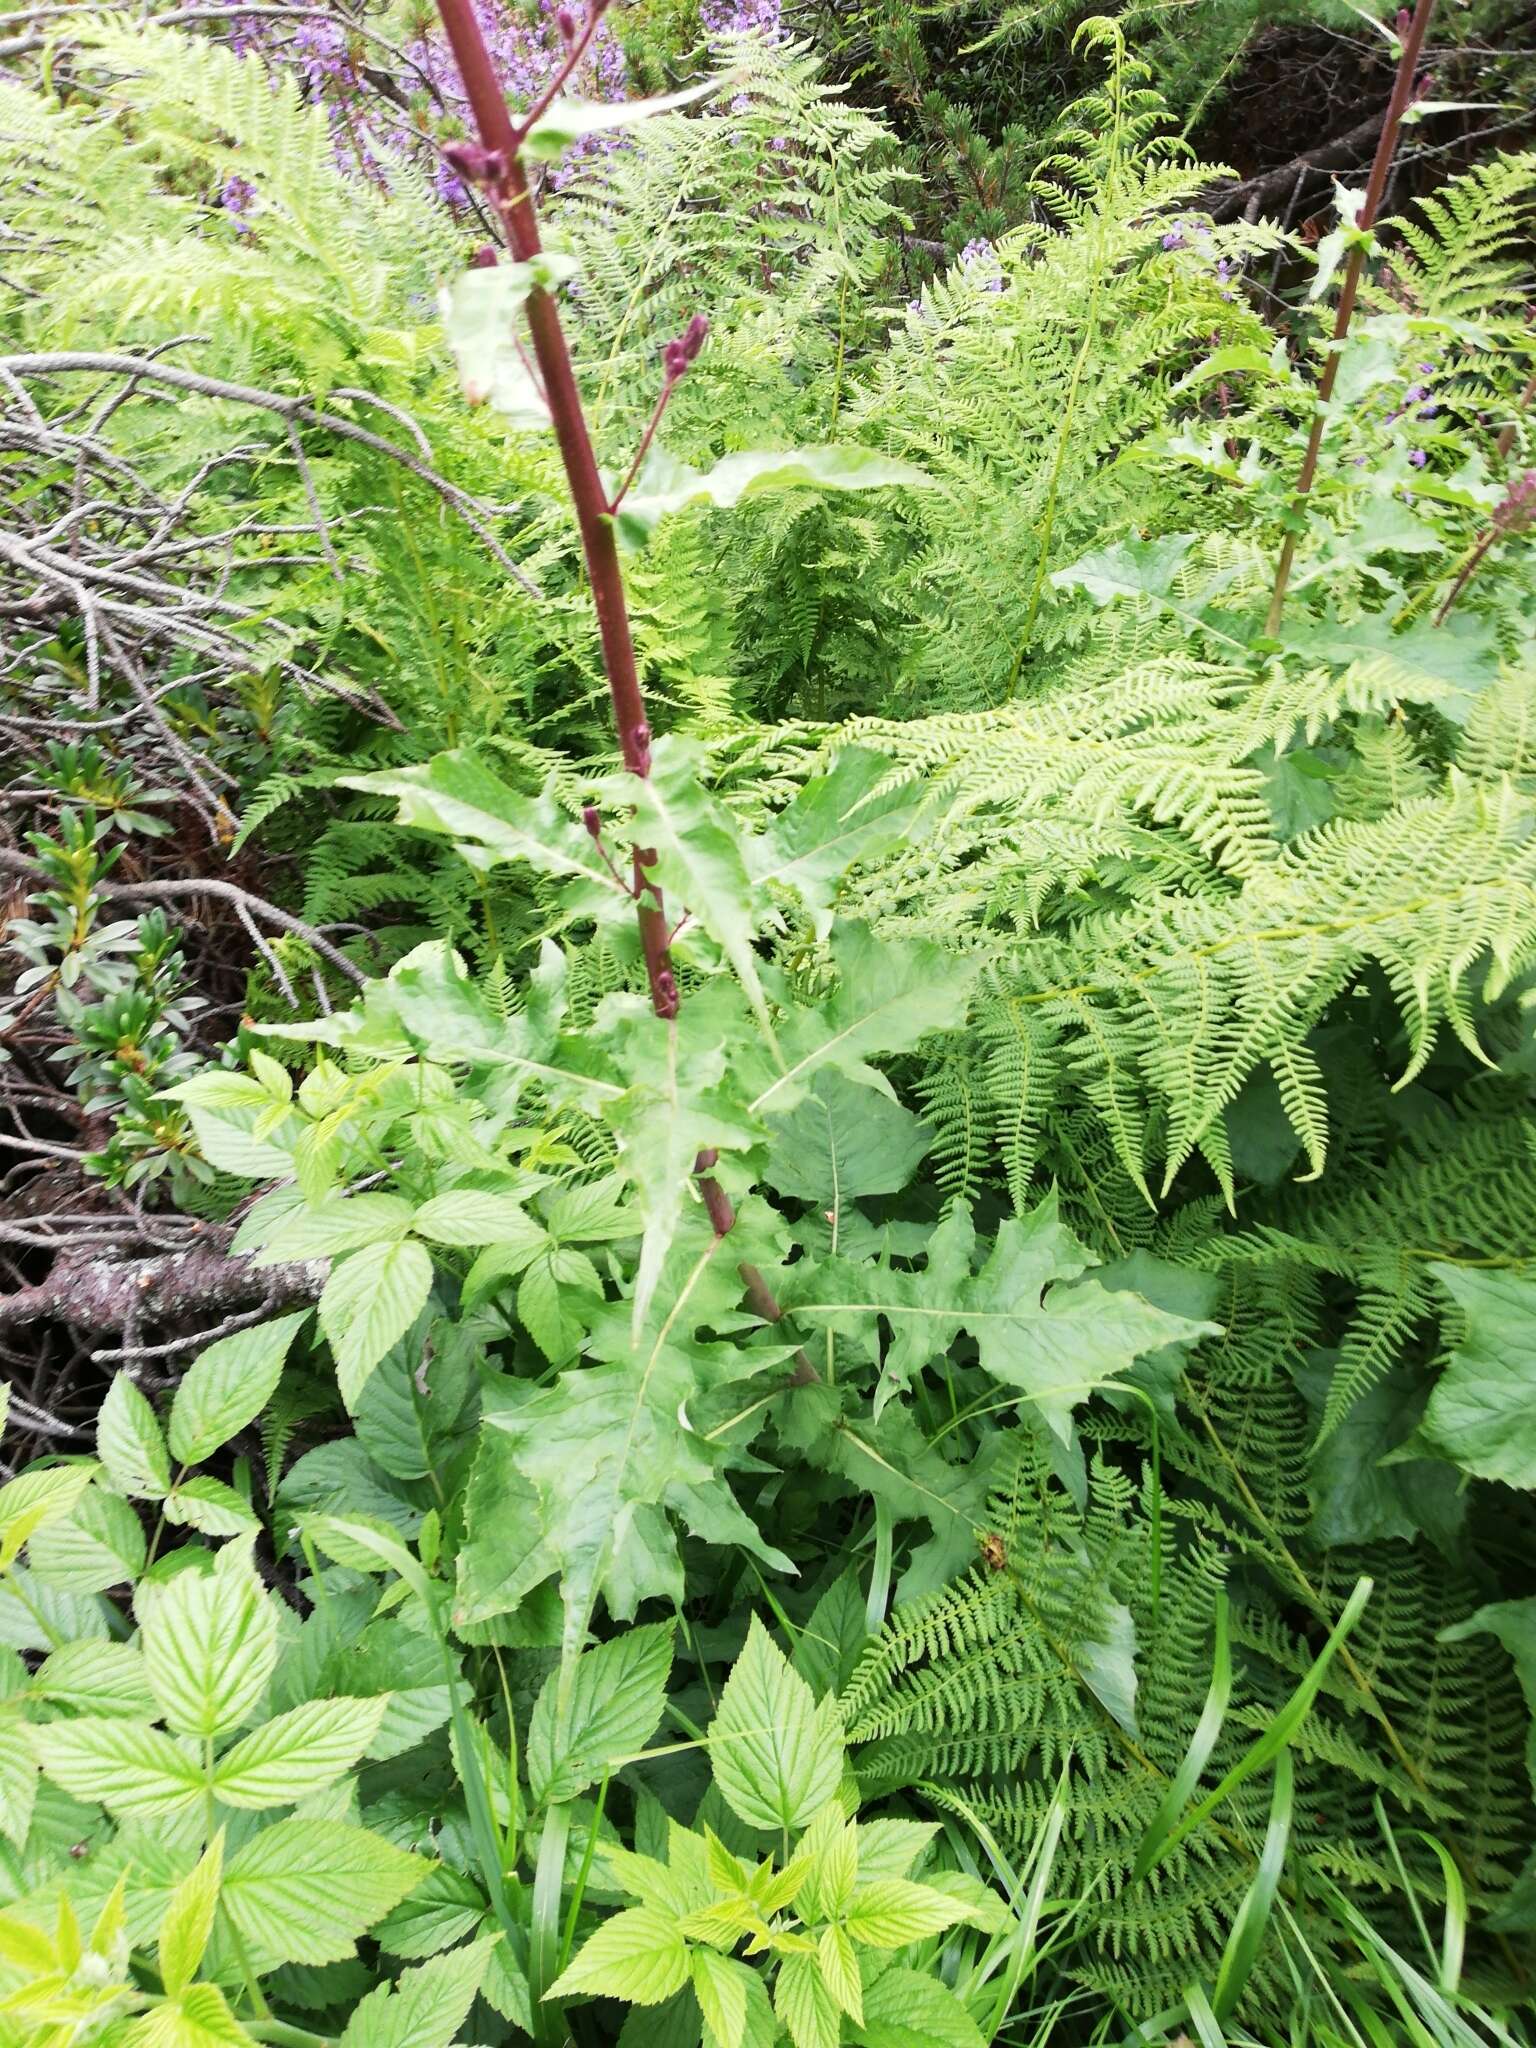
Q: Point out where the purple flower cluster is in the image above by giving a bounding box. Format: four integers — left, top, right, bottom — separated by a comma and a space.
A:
1157, 215, 1234, 295
405, 0, 625, 199
1160, 215, 1210, 253
1381, 359, 1441, 473
958, 238, 1004, 294
701, 0, 783, 40
220, 173, 257, 218
219, 0, 626, 204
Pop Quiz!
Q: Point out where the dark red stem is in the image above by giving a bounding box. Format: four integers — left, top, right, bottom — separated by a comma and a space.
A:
611, 373, 679, 512
1266, 0, 1436, 635
431, 0, 815, 1374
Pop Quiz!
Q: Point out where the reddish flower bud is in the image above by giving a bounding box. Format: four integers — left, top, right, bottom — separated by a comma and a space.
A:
681, 312, 709, 362
443, 142, 507, 187
556, 5, 577, 41
581, 804, 603, 837
470, 242, 499, 269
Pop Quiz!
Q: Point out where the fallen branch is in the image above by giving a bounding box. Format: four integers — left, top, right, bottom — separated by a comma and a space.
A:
0, 1242, 325, 1335
1205, 108, 1388, 224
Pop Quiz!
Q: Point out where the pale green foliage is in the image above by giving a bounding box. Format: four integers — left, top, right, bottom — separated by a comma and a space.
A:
5, 12, 1536, 2047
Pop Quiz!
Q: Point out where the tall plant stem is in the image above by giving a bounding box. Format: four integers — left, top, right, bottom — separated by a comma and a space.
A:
1264, 0, 1436, 638
430, 0, 814, 1368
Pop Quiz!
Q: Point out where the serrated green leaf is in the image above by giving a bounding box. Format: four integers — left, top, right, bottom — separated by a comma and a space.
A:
842, 1877, 967, 1948
784, 1191, 1216, 1437
129, 1981, 255, 2048
32, 1717, 204, 1818
219, 1820, 427, 1972
774, 1951, 838, 2048
212, 1697, 390, 1810
748, 748, 922, 941
15, 1475, 130, 1588
249, 1193, 415, 1266
527, 1623, 672, 1806
167, 1312, 311, 1466
752, 924, 977, 1118
545, 1904, 689, 2005
849, 1967, 983, 2048
593, 986, 762, 1331
320, 1240, 434, 1411
139, 1539, 278, 1739
817, 1924, 861, 2023
346, 754, 624, 899
411, 1190, 536, 1246
1051, 533, 1195, 607
31, 1640, 155, 1718
0, 1461, 99, 1572
338, 1936, 493, 2048
455, 1201, 792, 1658
709, 1617, 843, 1835
159, 1832, 223, 1997
691, 1946, 754, 2048
763, 1069, 930, 1208
797, 1802, 857, 1922
98, 1375, 171, 1500
164, 1477, 259, 1537
627, 735, 771, 1024
0, 1714, 37, 1849
516, 1248, 601, 1366
852, 1820, 938, 1881
373, 1866, 486, 1960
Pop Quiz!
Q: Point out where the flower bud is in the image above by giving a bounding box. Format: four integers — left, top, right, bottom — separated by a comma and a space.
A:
581, 804, 602, 838
470, 242, 499, 269
442, 141, 507, 187
556, 5, 577, 40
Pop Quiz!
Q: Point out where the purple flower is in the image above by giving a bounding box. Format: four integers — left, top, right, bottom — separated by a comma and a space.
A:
958, 238, 1005, 293
1161, 229, 1185, 250
220, 174, 256, 218
1409, 448, 1428, 468
701, 0, 783, 39
1404, 383, 1429, 403
227, 0, 627, 196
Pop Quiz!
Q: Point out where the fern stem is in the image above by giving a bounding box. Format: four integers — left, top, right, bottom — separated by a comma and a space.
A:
1264, 0, 1437, 638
